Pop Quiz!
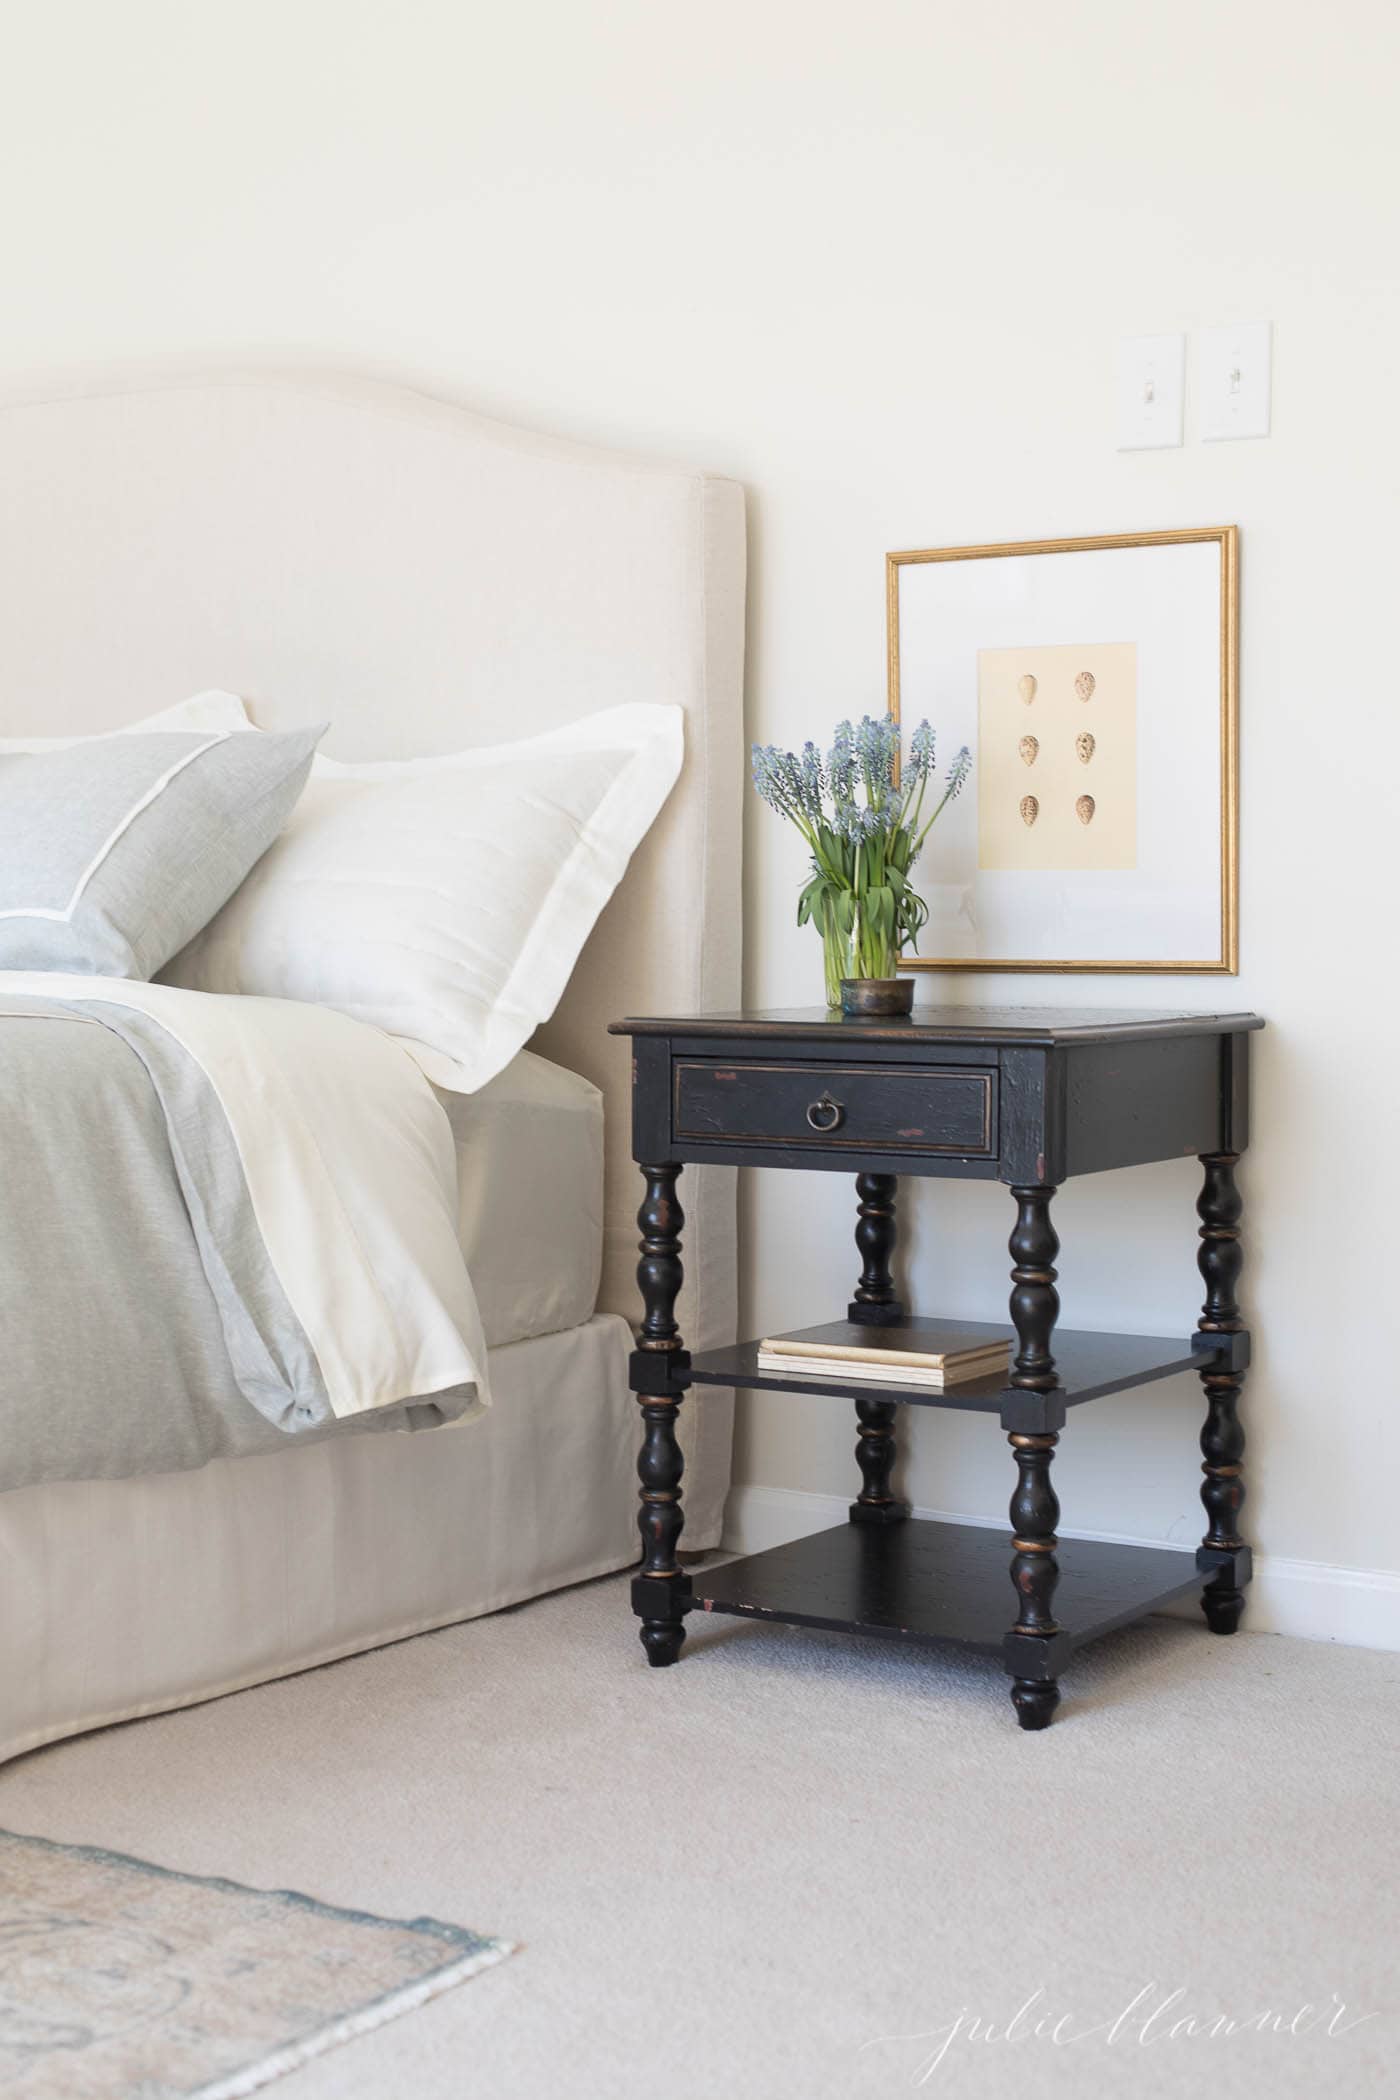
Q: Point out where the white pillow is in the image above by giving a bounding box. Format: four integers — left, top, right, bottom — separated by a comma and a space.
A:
0, 690, 252, 752
163, 703, 683, 1092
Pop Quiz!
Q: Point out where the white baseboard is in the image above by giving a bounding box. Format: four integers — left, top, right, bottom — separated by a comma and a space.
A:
722, 1484, 1400, 1652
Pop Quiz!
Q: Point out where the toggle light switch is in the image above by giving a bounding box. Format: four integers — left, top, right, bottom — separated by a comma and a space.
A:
1199, 321, 1272, 441
1115, 333, 1185, 450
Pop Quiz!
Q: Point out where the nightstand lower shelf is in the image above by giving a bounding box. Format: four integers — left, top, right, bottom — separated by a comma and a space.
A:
691, 1519, 1218, 1662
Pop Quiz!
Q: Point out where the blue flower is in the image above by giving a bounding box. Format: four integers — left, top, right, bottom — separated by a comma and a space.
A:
827, 719, 857, 808
751, 742, 801, 820
944, 745, 973, 799
797, 740, 824, 822
853, 713, 899, 802
907, 719, 935, 779
837, 800, 888, 846
753, 713, 971, 947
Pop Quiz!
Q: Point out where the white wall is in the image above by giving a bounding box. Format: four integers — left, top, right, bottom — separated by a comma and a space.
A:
4, 1, 1397, 1626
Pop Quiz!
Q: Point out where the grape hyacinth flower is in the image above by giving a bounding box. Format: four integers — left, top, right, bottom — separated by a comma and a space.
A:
750, 710, 972, 1002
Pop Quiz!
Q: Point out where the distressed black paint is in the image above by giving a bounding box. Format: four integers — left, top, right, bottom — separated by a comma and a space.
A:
611, 1007, 1263, 1728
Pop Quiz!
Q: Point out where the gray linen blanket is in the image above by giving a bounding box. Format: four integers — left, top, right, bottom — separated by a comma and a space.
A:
1, 990, 485, 1492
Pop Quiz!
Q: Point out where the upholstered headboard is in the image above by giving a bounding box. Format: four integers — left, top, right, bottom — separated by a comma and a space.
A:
0, 366, 745, 1541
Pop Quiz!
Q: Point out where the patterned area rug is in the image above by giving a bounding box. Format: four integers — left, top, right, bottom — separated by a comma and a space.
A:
0, 1827, 513, 2097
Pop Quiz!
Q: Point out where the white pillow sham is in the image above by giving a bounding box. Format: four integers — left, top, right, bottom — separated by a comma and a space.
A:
161, 701, 684, 1093
0, 691, 252, 752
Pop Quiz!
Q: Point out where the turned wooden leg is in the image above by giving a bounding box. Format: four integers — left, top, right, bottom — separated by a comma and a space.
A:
631, 1162, 691, 1666
1008, 1432, 1061, 1641
637, 1161, 684, 1352
847, 1173, 905, 1325
1008, 1183, 1060, 1391
1009, 1679, 1060, 1731
1005, 1184, 1063, 1728
848, 1394, 910, 1526
1195, 1153, 1250, 1635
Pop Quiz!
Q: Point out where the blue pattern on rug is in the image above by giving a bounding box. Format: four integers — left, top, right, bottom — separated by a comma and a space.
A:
0, 1826, 514, 2097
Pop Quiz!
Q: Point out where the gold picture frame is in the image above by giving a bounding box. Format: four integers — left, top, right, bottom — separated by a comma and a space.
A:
886, 525, 1238, 973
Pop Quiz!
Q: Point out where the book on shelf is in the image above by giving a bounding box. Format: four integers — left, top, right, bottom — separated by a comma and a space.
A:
755, 1325, 1011, 1390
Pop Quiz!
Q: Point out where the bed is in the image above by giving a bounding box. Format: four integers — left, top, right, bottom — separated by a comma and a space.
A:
0, 366, 744, 1762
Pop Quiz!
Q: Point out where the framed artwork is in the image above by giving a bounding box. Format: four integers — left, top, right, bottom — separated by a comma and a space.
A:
887, 526, 1238, 972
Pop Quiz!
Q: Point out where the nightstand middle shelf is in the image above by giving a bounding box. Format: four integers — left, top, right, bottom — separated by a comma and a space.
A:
683, 1316, 1233, 1435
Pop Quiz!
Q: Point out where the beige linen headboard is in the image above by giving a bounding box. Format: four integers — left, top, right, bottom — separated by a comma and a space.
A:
0, 365, 745, 1543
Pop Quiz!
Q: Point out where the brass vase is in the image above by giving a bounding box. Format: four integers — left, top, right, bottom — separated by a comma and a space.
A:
839, 977, 914, 1018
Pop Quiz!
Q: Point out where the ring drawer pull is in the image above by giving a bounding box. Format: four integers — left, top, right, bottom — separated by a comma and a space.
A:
805, 1092, 845, 1132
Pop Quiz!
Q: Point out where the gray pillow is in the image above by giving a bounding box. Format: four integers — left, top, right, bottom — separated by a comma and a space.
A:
0, 725, 324, 978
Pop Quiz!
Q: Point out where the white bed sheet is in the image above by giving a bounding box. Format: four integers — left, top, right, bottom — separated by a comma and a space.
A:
447, 1049, 603, 1349
1, 1313, 636, 1764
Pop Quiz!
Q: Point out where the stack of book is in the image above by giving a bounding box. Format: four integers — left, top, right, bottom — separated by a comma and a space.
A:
756, 1324, 1011, 1389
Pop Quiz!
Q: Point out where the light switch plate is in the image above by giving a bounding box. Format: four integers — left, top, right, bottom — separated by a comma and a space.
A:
1199, 321, 1272, 441
1115, 333, 1185, 450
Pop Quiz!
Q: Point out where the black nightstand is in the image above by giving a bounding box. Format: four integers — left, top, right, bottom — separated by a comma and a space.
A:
607, 1006, 1264, 1729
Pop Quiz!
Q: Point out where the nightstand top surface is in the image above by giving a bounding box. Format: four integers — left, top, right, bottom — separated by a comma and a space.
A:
609, 1006, 1264, 1047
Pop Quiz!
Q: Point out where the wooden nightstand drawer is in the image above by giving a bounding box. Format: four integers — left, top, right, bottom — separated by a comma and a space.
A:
672, 1058, 997, 1157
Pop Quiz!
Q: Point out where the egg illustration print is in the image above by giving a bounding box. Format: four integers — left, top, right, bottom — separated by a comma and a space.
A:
1075, 732, 1095, 765
1075, 671, 1096, 702
1019, 735, 1039, 767
1018, 674, 1038, 706
1076, 794, 1096, 825
1020, 795, 1039, 827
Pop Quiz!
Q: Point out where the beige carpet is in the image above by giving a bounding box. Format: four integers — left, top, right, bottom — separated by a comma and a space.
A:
0, 1569, 1394, 2100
